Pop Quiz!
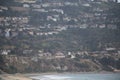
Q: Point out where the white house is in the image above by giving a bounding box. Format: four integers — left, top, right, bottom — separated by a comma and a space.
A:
55, 52, 65, 58
1, 50, 10, 55
117, 0, 120, 3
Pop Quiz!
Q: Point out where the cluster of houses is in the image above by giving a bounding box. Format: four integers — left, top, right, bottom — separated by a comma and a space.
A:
0, 0, 120, 60
0, 17, 29, 27
0, 0, 119, 38
0, 47, 120, 61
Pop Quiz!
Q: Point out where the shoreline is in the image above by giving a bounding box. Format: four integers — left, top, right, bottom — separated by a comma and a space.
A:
25, 71, 120, 75
0, 71, 120, 80
0, 74, 32, 80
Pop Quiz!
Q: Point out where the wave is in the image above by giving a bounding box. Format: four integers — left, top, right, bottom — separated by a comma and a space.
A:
30, 75, 72, 80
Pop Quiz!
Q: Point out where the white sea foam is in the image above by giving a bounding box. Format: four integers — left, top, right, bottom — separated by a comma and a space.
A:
30, 73, 120, 80
30, 75, 72, 80
43, 75, 72, 80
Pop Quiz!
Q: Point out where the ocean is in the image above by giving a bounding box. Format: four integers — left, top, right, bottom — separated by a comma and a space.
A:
29, 73, 120, 80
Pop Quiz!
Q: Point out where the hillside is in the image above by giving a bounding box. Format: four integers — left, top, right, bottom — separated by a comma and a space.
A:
0, 0, 120, 73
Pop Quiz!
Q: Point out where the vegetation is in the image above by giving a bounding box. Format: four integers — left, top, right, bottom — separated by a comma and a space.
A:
1, 28, 118, 54
0, 77, 2, 80
0, 0, 120, 73
0, 56, 5, 72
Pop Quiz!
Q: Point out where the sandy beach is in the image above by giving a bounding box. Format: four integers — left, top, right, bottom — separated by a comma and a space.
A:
0, 74, 32, 80
0, 71, 120, 80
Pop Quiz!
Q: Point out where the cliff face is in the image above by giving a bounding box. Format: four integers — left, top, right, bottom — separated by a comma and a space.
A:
1, 55, 120, 73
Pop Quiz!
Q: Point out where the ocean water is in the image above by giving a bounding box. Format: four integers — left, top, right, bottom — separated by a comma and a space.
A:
30, 73, 120, 80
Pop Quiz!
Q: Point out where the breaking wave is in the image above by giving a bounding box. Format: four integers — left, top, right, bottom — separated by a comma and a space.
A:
30, 75, 72, 80
30, 73, 120, 80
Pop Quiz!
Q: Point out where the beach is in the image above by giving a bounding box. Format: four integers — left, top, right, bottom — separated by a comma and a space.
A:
0, 72, 120, 80
0, 74, 32, 80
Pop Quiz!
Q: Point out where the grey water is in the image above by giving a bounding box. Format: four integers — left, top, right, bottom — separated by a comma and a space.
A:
30, 73, 120, 80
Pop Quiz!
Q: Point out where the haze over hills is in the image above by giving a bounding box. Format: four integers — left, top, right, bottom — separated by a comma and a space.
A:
0, 0, 120, 73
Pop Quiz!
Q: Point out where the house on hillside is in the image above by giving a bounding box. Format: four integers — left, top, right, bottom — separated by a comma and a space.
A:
67, 52, 76, 59
117, 0, 120, 3
0, 50, 11, 55
55, 52, 65, 58
38, 52, 52, 59
106, 48, 117, 53
14, 0, 37, 3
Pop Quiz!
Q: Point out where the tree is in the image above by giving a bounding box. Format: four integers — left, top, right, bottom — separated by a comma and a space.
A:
0, 55, 5, 73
